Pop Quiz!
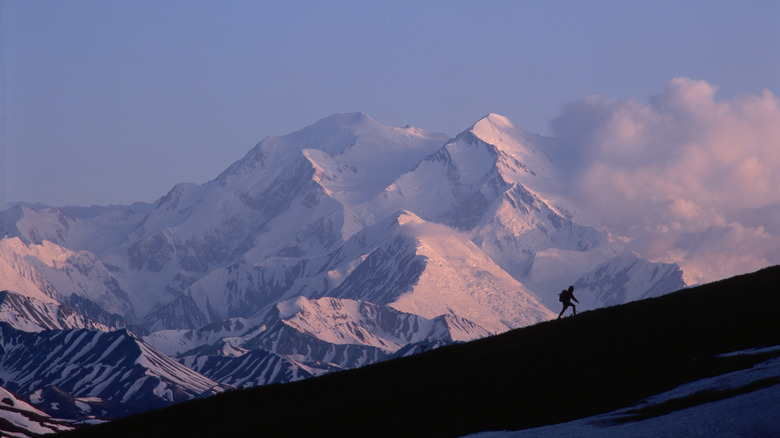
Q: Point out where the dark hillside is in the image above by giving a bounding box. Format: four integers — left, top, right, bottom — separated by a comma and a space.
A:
62, 266, 780, 437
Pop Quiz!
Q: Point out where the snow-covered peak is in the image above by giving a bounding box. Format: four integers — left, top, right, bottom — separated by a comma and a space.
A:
0, 236, 135, 319
0, 238, 60, 303
327, 209, 555, 332
388, 216, 556, 331
337, 209, 427, 251
470, 113, 517, 137
468, 113, 537, 146
374, 114, 565, 230
307, 111, 379, 131
218, 112, 448, 183
463, 113, 556, 183
0, 205, 76, 246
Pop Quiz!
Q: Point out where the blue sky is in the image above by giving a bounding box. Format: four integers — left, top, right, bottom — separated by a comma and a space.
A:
2, 0, 779, 207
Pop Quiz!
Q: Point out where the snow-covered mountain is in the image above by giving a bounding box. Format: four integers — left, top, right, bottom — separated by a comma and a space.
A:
141, 208, 554, 332
0, 112, 687, 424
142, 293, 494, 389
325, 211, 555, 331
0, 322, 225, 419
242, 294, 493, 364
0, 235, 135, 321
0, 290, 115, 333
118, 113, 450, 315
572, 253, 685, 310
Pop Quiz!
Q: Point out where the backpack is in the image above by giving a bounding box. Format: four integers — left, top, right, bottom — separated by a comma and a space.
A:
558, 290, 567, 302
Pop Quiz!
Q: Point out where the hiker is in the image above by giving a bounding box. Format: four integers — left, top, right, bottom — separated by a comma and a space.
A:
557, 285, 578, 319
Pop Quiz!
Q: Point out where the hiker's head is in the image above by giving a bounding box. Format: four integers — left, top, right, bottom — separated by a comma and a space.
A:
568, 286, 574, 292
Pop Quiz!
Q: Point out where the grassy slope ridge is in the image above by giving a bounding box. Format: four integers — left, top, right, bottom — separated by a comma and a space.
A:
62, 266, 780, 438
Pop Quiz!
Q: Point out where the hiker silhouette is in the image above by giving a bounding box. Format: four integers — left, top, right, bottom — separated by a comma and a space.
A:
557, 285, 579, 319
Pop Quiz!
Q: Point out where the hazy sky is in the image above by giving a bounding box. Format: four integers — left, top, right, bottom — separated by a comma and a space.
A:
2, 0, 779, 207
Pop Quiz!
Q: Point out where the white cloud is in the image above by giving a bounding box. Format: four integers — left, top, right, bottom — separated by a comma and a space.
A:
552, 78, 780, 284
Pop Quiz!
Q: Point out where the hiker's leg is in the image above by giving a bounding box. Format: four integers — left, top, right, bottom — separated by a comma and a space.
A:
558, 307, 565, 319
571, 304, 576, 315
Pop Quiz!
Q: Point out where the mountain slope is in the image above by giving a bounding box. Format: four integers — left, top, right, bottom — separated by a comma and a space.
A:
0, 290, 112, 333
62, 265, 780, 437
0, 236, 135, 321
179, 348, 315, 389
144, 294, 492, 384
326, 211, 555, 331
469, 347, 780, 437
141, 209, 554, 334
0, 324, 224, 420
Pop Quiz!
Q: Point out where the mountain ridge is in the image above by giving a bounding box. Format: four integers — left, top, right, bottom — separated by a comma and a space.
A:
0, 322, 226, 420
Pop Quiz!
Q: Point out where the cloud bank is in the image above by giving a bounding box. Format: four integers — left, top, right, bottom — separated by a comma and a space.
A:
552, 78, 780, 284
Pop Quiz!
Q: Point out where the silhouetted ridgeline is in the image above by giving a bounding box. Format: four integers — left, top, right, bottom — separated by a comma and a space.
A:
62, 265, 780, 438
